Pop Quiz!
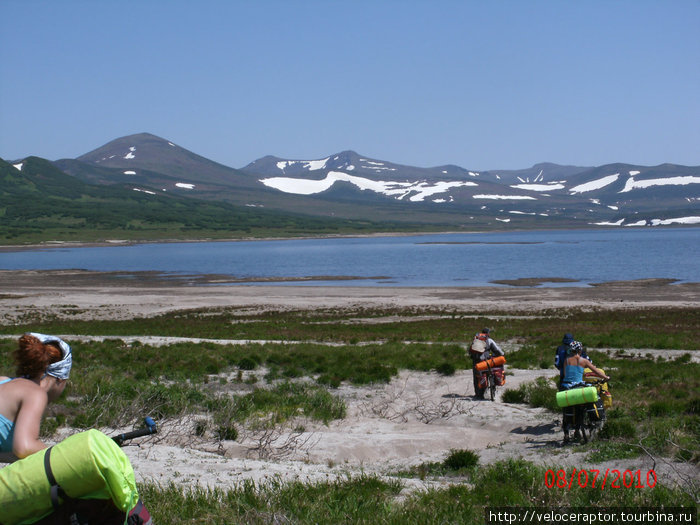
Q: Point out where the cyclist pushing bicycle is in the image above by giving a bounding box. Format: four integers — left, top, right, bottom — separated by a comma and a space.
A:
468, 328, 505, 400
560, 341, 610, 443
560, 341, 609, 390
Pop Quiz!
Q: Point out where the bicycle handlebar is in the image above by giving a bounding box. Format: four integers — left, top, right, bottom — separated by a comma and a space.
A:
112, 417, 157, 446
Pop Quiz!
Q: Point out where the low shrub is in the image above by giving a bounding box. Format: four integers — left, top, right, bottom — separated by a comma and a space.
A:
194, 419, 207, 437
598, 418, 637, 439
502, 388, 527, 404
586, 441, 641, 462
237, 356, 257, 370
226, 381, 346, 426
435, 362, 455, 376
316, 374, 341, 388
216, 425, 238, 441
443, 449, 479, 471
502, 377, 558, 412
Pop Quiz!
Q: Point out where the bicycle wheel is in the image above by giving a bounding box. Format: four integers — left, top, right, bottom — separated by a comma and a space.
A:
489, 374, 496, 401
585, 401, 605, 441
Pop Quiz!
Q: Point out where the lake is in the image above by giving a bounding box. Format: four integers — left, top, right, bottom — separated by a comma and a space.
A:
1, 228, 698, 287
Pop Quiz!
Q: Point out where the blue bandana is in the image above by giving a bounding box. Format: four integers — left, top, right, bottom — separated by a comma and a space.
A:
27, 332, 72, 380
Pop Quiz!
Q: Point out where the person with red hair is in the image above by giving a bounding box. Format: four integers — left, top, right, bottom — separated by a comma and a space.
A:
0, 333, 72, 461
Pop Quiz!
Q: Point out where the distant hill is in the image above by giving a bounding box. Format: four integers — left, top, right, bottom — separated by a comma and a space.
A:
5, 132, 699, 243
0, 156, 406, 244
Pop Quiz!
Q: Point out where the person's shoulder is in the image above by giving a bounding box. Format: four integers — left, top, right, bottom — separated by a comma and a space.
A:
8, 378, 43, 393
16, 380, 49, 408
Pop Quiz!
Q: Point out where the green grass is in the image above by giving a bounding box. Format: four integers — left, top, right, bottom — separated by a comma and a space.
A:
400, 449, 480, 480
1, 306, 697, 457
502, 376, 560, 411
213, 381, 346, 429
3, 306, 698, 348
138, 458, 697, 524
2, 305, 698, 521
0, 339, 349, 433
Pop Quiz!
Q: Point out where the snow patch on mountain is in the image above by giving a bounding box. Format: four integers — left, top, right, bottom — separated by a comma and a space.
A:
407, 181, 475, 202
176, 183, 195, 189
619, 175, 700, 193
13, 163, 23, 171
124, 147, 136, 160
277, 158, 329, 171
511, 182, 565, 191
364, 165, 397, 171
594, 219, 625, 226
651, 216, 700, 225
472, 194, 537, 200
260, 171, 477, 202
359, 160, 397, 172
569, 174, 619, 194
594, 216, 700, 227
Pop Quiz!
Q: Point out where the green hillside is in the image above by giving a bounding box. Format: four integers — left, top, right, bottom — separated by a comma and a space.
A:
0, 157, 422, 244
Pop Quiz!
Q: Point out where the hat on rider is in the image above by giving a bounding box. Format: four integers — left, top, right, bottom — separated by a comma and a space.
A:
567, 341, 583, 356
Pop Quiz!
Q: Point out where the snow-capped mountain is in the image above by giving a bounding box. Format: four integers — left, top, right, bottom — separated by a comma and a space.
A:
49, 133, 700, 228
243, 152, 699, 226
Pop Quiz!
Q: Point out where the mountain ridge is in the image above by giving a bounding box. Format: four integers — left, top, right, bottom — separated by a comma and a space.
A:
12, 132, 700, 230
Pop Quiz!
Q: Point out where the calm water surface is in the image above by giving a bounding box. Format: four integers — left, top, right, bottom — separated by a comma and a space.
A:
1, 228, 698, 287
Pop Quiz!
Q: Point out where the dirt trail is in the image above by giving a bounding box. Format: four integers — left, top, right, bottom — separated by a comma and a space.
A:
117, 367, 558, 489
116, 366, 697, 493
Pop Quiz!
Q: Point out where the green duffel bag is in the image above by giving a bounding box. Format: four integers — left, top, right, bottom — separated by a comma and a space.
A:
555, 386, 598, 408
0, 429, 139, 525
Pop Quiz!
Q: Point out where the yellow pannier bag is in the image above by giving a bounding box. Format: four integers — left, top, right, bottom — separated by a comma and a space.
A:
0, 429, 138, 525
584, 367, 612, 408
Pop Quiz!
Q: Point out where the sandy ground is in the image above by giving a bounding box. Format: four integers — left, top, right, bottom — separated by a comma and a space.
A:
1, 270, 698, 492
2, 269, 700, 322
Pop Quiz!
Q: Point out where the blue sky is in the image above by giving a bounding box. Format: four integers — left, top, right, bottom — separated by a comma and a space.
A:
1, 0, 698, 171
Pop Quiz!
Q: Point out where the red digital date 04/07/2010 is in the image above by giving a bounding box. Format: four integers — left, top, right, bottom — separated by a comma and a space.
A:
544, 468, 657, 490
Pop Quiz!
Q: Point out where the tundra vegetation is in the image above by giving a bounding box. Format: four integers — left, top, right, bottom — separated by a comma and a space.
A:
0, 157, 436, 245
1, 305, 697, 523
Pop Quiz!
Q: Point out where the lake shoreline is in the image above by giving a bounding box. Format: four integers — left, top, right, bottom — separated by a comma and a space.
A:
1, 269, 698, 324
0, 231, 471, 253
2, 224, 697, 253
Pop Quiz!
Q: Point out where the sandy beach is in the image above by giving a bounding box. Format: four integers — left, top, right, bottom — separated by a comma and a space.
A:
1, 270, 698, 491
2, 269, 700, 322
